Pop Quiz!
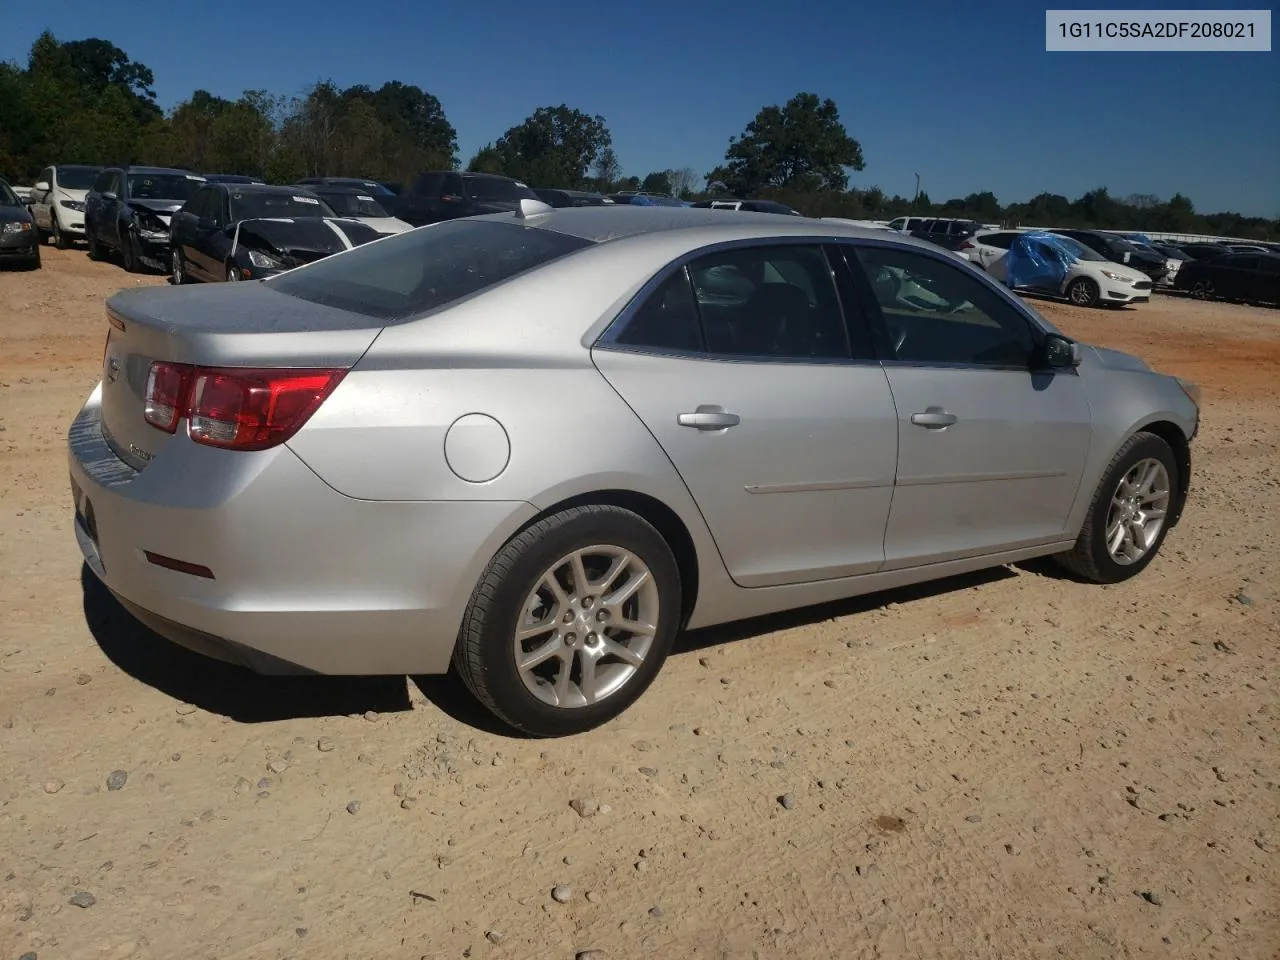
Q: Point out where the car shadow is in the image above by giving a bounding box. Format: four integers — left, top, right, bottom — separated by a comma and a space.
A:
81, 565, 412, 722
672, 565, 1016, 655
83, 562, 1022, 733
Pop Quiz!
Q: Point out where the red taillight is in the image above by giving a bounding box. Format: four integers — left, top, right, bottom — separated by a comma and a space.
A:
959, 241, 975, 251
144, 362, 192, 433
143, 363, 344, 451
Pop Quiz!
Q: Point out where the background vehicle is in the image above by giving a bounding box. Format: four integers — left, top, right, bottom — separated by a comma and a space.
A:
295, 176, 396, 197
885, 215, 927, 233
85, 166, 205, 272
69, 208, 1198, 736
0, 177, 41, 268
1047, 228, 1175, 284
1176, 242, 1234, 261
965, 230, 1152, 307
1174, 252, 1280, 305
910, 218, 983, 251
169, 183, 380, 283
300, 186, 414, 234
396, 171, 538, 226
30, 164, 102, 248
201, 173, 265, 185
690, 198, 802, 215
534, 188, 614, 207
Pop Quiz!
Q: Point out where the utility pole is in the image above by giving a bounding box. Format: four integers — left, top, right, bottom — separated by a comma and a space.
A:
913, 172, 921, 203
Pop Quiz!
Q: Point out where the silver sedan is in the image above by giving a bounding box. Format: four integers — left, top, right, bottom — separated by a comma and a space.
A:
68, 205, 1200, 736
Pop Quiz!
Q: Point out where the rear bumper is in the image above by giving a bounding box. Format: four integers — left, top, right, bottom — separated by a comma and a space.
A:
69, 385, 536, 675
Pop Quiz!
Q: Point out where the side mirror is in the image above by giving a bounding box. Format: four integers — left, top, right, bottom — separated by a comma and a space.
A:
102, 191, 118, 201
34, 180, 50, 193
1044, 334, 1082, 369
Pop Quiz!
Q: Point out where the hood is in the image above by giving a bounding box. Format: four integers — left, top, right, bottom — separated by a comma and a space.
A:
1088, 345, 1153, 373
0, 204, 34, 223
353, 216, 414, 235
57, 187, 89, 203
129, 198, 184, 217
236, 217, 381, 263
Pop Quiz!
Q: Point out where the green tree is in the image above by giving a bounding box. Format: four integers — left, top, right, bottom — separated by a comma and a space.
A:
640, 170, 672, 195
467, 145, 507, 175
591, 147, 621, 191
484, 105, 613, 188
707, 92, 863, 195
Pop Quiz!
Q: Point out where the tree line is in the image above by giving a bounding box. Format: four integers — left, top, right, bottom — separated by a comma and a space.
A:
2, 32, 1274, 240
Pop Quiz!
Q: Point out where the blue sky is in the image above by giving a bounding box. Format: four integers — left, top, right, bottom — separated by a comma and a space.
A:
3, 0, 1276, 215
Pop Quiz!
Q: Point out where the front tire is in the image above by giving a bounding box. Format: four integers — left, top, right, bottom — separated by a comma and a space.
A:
454, 505, 683, 737
52, 216, 69, 250
1055, 431, 1179, 584
1066, 276, 1100, 308
121, 230, 142, 273
86, 227, 102, 261
172, 247, 189, 284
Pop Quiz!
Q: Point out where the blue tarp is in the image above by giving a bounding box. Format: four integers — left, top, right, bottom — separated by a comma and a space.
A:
1005, 231, 1079, 291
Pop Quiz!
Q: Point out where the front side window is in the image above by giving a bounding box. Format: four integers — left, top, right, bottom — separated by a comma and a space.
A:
185, 187, 211, 219
852, 246, 1036, 368
268, 219, 593, 321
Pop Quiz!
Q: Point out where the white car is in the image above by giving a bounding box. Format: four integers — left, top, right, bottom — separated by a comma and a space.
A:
30, 164, 103, 248
306, 188, 414, 235
884, 215, 927, 234
963, 230, 1153, 308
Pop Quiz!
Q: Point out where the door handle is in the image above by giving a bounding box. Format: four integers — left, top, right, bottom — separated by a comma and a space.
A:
910, 407, 958, 429
677, 405, 741, 430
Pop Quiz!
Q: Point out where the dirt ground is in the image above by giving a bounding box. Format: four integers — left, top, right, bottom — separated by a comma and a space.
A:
1, 249, 1277, 960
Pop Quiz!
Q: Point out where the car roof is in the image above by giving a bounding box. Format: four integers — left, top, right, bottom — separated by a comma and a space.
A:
471, 205, 933, 247
121, 165, 189, 174
222, 183, 319, 195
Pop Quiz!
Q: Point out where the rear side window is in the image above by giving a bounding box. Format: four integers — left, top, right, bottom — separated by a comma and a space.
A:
411, 173, 444, 196
268, 219, 593, 321
979, 233, 1015, 249
613, 268, 704, 353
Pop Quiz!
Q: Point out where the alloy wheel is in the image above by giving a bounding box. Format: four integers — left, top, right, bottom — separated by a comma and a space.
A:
1104, 457, 1171, 565
513, 545, 660, 708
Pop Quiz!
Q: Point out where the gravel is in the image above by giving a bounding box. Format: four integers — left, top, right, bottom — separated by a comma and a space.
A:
346, 800, 362, 815
485, 929, 506, 944
316, 737, 336, 752
68, 890, 96, 908
105, 770, 127, 791
778, 793, 796, 810
551, 884, 572, 903
43, 778, 64, 794
569, 797, 601, 818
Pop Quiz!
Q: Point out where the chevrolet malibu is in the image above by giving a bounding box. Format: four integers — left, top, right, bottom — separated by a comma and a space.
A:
69, 205, 1200, 736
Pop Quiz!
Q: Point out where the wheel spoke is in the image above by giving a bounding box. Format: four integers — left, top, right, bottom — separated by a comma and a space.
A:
599, 551, 635, 592
519, 636, 562, 671
553, 649, 574, 703
578, 654, 600, 703
541, 572, 568, 606
1106, 519, 1125, 553
516, 615, 559, 642
613, 617, 656, 637
604, 569, 650, 609
602, 637, 643, 667
569, 551, 590, 597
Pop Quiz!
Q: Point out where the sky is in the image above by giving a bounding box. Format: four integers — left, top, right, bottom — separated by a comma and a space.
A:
2, 0, 1276, 216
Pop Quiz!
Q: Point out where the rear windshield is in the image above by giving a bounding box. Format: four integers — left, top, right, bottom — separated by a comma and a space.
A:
464, 176, 536, 203
267, 219, 593, 320
319, 192, 391, 218
57, 166, 101, 189
128, 173, 203, 201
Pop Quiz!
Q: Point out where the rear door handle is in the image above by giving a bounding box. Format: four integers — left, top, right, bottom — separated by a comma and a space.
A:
910, 408, 958, 429
678, 405, 741, 430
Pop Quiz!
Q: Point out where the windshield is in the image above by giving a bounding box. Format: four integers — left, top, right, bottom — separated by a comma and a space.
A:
1054, 236, 1106, 261
0, 181, 20, 206
317, 192, 390, 218
1104, 235, 1137, 255
57, 166, 101, 190
230, 192, 336, 221
268, 219, 592, 321
463, 175, 536, 203
128, 173, 203, 202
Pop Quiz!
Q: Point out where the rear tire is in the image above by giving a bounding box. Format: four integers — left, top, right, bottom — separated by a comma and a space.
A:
27, 244, 42, 270
1191, 279, 1215, 300
453, 505, 682, 737
1066, 276, 1100, 308
172, 248, 188, 284
1054, 431, 1179, 584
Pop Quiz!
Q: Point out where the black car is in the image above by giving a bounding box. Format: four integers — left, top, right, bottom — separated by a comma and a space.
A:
1174, 252, 1280, 305
85, 166, 205, 272
0, 177, 40, 269
169, 182, 381, 283
909, 218, 984, 251
396, 171, 538, 227
1047, 229, 1170, 282
534, 188, 612, 207
202, 173, 266, 185
295, 176, 396, 197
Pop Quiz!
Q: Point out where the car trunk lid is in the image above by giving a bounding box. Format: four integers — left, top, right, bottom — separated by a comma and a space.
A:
99, 282, 383, 469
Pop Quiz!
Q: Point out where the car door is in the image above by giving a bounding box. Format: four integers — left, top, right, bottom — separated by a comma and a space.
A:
974, 232, 1014, 276
32, 167, 53, 231
187, 187, 223, 279
102, 171, 125, 249
842, 242, 1092, 569
1217, 255, 1260, 300
592, 242, 899, 588
170, 187, 203, 276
